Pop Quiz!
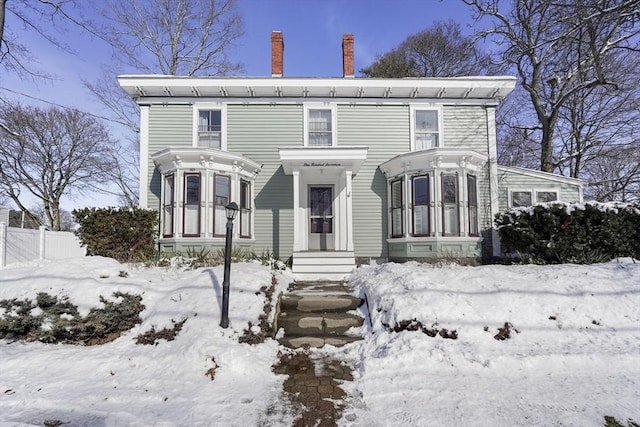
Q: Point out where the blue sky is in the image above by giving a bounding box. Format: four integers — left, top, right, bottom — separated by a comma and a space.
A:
1, 0, 481, 209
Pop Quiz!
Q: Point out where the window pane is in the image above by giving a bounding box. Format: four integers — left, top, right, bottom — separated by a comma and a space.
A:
512, 191, 532, 207
183, 174, 200, 236
443, 205, 459, 235
537, 191, 557, 203
415, 133, 438, 150
310, 187, 332, 216
198, 110, 222, 148
391, 179, 403, 237
467, 175, 478, 236
185, 175, 200, 204
415, 111, 438, 131
442, 175, 458, 204
214, 206, 226, 235
413, 176, 429, 205
308, 109, 332, 146
215, 175, 230, 206
413, 205, 429, 235
163, 175, 174, 236
240, 180, 251, 238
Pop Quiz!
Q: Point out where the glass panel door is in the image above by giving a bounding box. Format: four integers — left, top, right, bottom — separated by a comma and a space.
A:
308, 186, 334, 251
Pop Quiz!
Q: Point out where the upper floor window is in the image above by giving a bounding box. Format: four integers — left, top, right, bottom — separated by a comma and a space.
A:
411, 106, 442, 151
198, 110, 222, 148
304, 104, 336, 147
193, 103, 226, 149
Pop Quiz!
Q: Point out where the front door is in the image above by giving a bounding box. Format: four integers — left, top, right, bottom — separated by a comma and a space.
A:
308, 185, 334, 251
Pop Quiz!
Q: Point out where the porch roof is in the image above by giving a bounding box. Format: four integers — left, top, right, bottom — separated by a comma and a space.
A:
279, 147, 368, 175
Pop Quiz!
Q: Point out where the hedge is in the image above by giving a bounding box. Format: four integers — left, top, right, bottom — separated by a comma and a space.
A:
72, 207, 158, 262
495, 201, 640, 264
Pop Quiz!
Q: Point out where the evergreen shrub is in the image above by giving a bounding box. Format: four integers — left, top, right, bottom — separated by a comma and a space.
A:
72, 207, 158, 262
495, 201, 640, 264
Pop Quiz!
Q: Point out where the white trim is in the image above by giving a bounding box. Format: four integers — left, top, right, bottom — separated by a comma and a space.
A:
139, 105, 150, 208
410, 104, 443, 151
192, 102, 227, 150
303, 102, 337, 147
279, 147, 368, 175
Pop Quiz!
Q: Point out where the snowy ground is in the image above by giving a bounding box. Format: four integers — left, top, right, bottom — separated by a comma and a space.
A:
1, 256, 639, 426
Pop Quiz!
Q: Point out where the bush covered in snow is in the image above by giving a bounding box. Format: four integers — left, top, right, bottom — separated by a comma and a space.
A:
495, 201, 640, 263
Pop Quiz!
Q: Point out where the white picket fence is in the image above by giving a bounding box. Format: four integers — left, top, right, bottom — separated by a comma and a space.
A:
0, 222, 86, 268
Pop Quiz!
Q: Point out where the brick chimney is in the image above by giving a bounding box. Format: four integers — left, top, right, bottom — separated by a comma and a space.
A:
342, 34, 354, 78
271, 31, 284, 77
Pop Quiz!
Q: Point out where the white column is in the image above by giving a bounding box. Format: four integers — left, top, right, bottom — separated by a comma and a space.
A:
292, 170, 301, 252
486, 106, 501, 256
139, 105, 150, 208
346, 170, 354, 251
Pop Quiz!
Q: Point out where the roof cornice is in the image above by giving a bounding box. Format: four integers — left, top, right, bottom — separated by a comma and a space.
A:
118, 75, 516, 102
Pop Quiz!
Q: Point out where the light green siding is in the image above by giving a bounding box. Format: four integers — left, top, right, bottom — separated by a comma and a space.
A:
497, 167, 582, 210
227, 104, 303, 259
147, 104, 193, 210
338, 104, 410, 258
442, 105, 489, 154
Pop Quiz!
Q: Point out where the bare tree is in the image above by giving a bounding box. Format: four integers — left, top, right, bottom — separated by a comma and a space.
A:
81, 0, 244, 206
0, 104, 116, 230
361, 20, 501, 78
465, 0, 640, 172
97, 0, 244, 76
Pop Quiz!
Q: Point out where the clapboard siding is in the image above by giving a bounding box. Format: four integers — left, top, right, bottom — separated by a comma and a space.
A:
227, 104, 303, 258
338, 104, 410, 258
497, 167, 582, 209
443, 105, 489, 154
147, 104, 193, 210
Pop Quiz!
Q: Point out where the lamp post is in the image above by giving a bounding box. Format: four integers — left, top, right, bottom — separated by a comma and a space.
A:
220, 201, 239, 329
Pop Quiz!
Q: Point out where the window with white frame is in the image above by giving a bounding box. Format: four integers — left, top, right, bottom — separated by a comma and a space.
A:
390, 178, 403, 238
213, 174, 231, 236
412, 174, 430, 236
162, 174, 175, 237
467, 174, 479, 236
510, 189, 558, 207
412, 107, 441, 150
441, 173, 460, 236
240, 179, 251, 238
536, 190, 558, 203
198, 110, 222, 148
183, 173, 201, 237
305, 105, 335, 146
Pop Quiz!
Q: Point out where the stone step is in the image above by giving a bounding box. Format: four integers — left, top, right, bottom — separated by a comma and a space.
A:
277, 312, 364, 336
280, 294, 363, 313
278, 335, 363, 349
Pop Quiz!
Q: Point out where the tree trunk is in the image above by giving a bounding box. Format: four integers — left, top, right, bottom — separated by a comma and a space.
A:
540, 123, 555, 173
0, 0, 6, 52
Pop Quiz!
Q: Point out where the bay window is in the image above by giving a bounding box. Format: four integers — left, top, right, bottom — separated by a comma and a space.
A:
412, 175, 430, 236
183, 173, 201, 237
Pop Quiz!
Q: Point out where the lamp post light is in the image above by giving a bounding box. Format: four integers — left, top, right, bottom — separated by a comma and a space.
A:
220, 201, 239, 329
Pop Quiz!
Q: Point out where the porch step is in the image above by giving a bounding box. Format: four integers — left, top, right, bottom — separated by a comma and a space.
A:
291, 251, 356, 281
276, 281, 364, 349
